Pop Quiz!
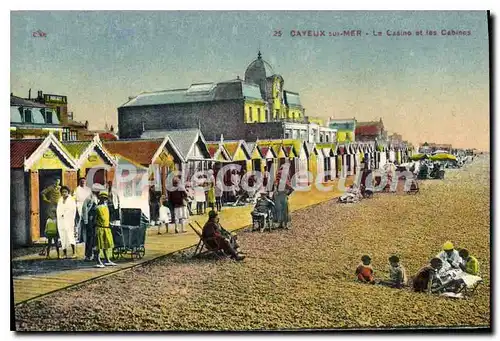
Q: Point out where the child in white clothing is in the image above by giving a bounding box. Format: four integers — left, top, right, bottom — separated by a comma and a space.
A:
158, 195, 172, 234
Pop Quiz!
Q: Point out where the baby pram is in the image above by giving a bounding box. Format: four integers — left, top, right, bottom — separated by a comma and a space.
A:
251, 196, 275, 232
111, 208, 149, 260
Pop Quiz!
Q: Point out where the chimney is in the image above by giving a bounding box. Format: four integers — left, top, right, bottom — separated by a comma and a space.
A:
28, 88, 31, 99
38, 90, 43, 99
84, 120, 89, 129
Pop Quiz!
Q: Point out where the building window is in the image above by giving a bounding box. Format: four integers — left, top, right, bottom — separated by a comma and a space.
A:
70, 130, 77, 141
45, 111, 53, 124
275, 109, 279, 118
320, 135, 324, 142
62, 128, 70, 141
257, 108, 261, 121
23, 109, 32, 123
326, 135, 329, 142
249, 107, 253, 122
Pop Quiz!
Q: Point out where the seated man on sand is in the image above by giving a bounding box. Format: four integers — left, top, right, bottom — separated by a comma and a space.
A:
437, 241, 463, 270
202, 210, 245, 261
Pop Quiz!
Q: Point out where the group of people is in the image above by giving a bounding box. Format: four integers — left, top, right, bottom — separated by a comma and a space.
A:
42, 177, 119, 268
149, 176, 227, 235
151, 165, 294, 235
355, 241, 481, 296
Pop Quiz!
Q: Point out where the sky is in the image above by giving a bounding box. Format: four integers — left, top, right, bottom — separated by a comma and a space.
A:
10, 11, 490, 150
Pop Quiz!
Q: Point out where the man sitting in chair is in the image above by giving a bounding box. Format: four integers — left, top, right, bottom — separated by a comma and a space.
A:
202, 210, 245, 261
251, 191, 275, 230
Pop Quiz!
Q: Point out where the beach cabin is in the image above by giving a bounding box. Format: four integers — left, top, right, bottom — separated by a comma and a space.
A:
280, 140, 299, 178
206, 142, 231, 178
62, 134, 116, 189
281, 139, 308, 178
336, 144, 354, 178
141, 129, 212, 183
246, 142, 265, 174
256, 140, 282, 180
256, 142, 279, 188
112, 154, 151, 220
354, 143, 364, 173
388, 145, 396, 164
304, 142, 321, 183
222, 140, 252, 173
11, 133, 77, 246
104, 136, 184, 195
315, 143, 335, 182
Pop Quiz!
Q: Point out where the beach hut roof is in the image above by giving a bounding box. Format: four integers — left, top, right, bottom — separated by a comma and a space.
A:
11, 133, 77, 171
141, 128, 211, 160
62, 135, 116, 168
104, 139, 164, 165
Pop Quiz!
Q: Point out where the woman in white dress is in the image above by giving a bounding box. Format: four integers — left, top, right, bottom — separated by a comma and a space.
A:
56, 186, 77, 258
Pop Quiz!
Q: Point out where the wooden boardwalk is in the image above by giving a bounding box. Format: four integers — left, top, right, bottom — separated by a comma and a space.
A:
13, 179, 352, 305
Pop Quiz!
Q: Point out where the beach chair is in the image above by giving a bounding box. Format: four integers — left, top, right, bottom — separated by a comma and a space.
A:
455, 276, 484, 298
188, 223, 226, 259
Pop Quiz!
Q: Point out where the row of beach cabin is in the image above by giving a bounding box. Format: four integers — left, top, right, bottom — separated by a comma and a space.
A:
11, 128, 414, 247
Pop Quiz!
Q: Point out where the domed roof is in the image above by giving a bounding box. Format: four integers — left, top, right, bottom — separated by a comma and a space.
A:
244, 51, 274, 85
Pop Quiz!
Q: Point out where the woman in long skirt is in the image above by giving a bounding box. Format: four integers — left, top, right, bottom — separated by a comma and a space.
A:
272, 166, 294, 229
56, 186, 77, 258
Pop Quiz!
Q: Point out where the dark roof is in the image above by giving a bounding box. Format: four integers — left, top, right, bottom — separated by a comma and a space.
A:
244, 51, 274, 85
284, 91, 302, 107
10, 95, 50, 108
121, 81, 256, 108
103, 140, 163, 165
141, 128, 210, 159
11, 139, 43, 168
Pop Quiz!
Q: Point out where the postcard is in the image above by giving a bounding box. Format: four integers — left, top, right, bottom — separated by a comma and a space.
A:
10, 10, 490, 331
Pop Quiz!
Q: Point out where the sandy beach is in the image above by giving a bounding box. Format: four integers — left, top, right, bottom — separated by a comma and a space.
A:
14, 156, 490, 331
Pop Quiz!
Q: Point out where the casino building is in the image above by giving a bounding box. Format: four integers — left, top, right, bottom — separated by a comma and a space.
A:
117, 52, 336, 143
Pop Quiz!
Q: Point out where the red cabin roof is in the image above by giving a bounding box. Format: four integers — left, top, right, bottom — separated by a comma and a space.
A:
103, 140, 162, 165
11, 140, 43, 168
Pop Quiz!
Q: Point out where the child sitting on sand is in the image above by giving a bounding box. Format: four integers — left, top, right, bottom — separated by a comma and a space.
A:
379, 255, 408, 289
355, 255, 375, 284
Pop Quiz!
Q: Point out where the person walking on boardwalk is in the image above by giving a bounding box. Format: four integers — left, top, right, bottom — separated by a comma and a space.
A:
74, 177, 91, 242
169, 177, 189, 233
56, 186, 77, 259
95, 191, 117, 268
81, 183, 101, 261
